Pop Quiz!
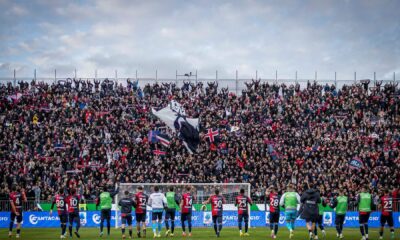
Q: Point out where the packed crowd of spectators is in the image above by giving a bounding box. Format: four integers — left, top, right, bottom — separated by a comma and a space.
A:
0, 78, 399, 205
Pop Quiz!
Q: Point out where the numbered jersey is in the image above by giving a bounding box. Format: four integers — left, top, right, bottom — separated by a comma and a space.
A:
380, 195, 393, 216
66, 194, 81, 213
119, 197, 135, 215
181, 193, 194, 214
53, 194, 67, 215
235, 194, 252, 215
268, 193, 280, 213
135, 192, 148, 214
9, 192, 23, 214
210, 195, 225, 216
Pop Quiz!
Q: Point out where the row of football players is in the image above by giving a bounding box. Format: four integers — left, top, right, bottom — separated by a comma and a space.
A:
7, 184, 396, 239
264, 184, 395, 240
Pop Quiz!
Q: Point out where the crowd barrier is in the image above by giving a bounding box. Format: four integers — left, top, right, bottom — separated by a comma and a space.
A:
0, 211, 399, 228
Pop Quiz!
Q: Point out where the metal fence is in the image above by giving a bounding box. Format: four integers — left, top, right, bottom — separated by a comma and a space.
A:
0, 69, 397, 95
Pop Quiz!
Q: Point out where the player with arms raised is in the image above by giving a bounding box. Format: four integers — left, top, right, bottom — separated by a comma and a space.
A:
180, 186, 195, 237
134, 186, 148, 238
119, 190, 135, 239
378, 188, 395, 239
235, 188, 252, 237
66, 189, 81, 238
8, 185, 27, 238
96, 185, 119, 238
50, 189, 68, 239
202, 189, 226, 237
266, 187, 280, 239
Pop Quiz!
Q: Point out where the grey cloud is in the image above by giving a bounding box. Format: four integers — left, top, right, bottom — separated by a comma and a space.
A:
0, 0, 399, 80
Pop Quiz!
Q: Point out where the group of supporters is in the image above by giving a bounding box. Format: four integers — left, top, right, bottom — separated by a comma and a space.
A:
0, 79, 399, 204
7, 183, 396, 239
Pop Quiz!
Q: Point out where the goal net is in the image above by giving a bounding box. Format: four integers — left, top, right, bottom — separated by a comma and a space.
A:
114, 183, 251, 228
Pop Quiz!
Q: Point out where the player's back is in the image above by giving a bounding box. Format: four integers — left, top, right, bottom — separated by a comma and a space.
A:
211, 195, 225, 216
182, 193, 194, 213
67, 194, 80, 213
236, 194, 251, 214
54, 194, 67, 214
119, 197, 134, 214
135, 192, 148, 213
149, 192, 166, 210
282, 191, 299, 211
9, 191, 23, 213
268, 193, 280, 213
381, 195, 393, 216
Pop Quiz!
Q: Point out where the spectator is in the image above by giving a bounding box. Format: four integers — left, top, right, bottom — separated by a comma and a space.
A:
0, 79, 398, 203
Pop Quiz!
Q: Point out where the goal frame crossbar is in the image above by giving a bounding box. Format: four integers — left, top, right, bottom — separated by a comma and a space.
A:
114, 182, 251, 228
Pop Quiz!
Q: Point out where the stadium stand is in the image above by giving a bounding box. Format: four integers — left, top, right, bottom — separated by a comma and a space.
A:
0, 79, 398, 209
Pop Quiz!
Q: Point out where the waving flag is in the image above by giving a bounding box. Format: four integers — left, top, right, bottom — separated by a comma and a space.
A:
205, 128, 219, 143
148, 130, 171, 147
148, 130, 160, 143
156, 133, 171, 147
152, 101, 199, 154
7, 93, 23, 102
153, 149, 166, 156
349, 157, 364, 170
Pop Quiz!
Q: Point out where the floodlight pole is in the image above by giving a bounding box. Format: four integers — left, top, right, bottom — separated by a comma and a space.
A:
13, 69, 16, 86
236, 70, 238, 95
175, 70, 178, 85
334, 72, 337, 87
354, 72, 357, 83
176, 71, 197, 85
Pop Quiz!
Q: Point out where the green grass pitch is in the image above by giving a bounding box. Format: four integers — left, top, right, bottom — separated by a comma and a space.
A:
0, 227, 396, 239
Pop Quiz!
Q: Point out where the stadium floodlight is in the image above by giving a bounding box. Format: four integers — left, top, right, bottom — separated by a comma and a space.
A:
176, 70, 198, 85
115, 183, 251, 229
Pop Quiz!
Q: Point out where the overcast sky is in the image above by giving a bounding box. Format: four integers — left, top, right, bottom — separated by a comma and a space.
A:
0, 0, 399, 80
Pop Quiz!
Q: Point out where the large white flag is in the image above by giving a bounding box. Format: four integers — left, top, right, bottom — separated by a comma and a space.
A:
152, 101, 200, 154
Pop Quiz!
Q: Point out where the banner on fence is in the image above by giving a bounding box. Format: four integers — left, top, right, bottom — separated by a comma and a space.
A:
0, 211, 399, 228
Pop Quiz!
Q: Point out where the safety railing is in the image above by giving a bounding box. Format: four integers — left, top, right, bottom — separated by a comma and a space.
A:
0, 74, 397, 95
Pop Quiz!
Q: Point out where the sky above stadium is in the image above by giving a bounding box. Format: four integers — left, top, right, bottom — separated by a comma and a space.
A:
0, 0, 399, 80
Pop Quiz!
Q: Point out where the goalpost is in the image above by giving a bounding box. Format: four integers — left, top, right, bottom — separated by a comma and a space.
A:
114, 183, 251, 229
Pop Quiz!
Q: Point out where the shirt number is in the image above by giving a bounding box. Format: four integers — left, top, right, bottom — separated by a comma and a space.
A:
56, 200, 64, 208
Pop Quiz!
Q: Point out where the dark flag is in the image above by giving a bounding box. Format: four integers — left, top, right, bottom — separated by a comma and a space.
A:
349, 157, 364, 170
152, 101, 199, 154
